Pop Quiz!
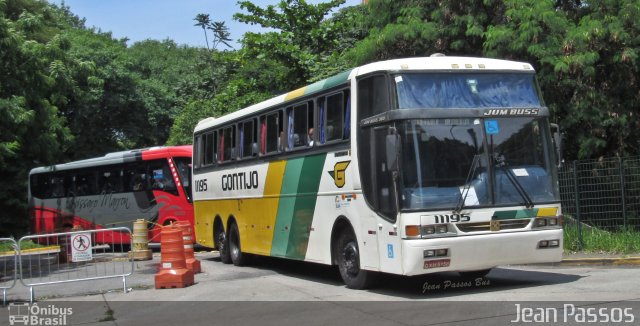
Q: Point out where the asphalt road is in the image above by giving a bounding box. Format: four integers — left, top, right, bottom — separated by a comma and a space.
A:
2, 251, 640, 325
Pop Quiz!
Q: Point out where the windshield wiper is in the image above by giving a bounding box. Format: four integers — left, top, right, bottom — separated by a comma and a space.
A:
494, 154, 534, 208
454, 154, 480, 213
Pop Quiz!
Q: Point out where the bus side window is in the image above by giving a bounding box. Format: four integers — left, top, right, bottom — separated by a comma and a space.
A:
240, 119, 256, 159
217, 128, 224, 162
193, 135, 201, 169
124, 164, 149, 192
74, 171, 98, 196
324, 92, 344, 143
50, 174, 66, 198
203, 132, 215, 166
358, 75, 389, 120
220, 126, 236, 162
259, 116, 266, 155
264, 112, 279, 154
30, 174, 45, 199
344, 92, 351, 139
149, 160, 177, 195
98, 167, 122, 194
289, 102, 313, 149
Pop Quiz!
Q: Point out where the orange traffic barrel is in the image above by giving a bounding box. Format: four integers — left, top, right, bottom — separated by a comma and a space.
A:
175, 221, 201, 274
155, 225, 194, 289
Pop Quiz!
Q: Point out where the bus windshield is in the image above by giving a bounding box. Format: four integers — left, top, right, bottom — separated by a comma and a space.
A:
395, 73, 541, 109
174, 157, 192, 202
399, 117, 559, 211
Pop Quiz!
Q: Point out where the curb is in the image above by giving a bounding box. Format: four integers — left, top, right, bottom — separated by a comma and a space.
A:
0, 245, 61, 257
558, 257, 640, 266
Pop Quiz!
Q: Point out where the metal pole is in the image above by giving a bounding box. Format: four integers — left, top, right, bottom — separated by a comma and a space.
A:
619, 157, 627, 229
573, 160, 583, 250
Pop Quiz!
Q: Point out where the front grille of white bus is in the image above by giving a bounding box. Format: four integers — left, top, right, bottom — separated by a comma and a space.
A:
456, 219, 531, 233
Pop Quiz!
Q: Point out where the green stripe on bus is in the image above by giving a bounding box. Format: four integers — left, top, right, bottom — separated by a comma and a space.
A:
322, 69, 352, 90
303, 69, 353, 96
271, 158, 305, 257
492, 209, 538, 220
270, 154, 327, 259
286, 154, 326, 259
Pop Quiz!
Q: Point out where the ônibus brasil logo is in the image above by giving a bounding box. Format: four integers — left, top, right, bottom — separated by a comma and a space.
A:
8, 303, 72, 326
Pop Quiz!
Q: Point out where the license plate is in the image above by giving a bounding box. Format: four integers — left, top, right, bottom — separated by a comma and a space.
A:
423, 259, 451, 269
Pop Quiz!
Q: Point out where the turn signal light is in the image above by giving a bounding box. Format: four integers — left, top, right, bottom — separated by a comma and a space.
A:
406, 224, 454, 239
405, 225, 420, 237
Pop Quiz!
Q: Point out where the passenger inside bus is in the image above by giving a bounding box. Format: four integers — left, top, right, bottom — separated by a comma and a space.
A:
308, 128, 314, 146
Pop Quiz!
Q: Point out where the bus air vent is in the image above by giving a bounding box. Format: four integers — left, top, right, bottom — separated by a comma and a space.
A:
456, 219, 531, 233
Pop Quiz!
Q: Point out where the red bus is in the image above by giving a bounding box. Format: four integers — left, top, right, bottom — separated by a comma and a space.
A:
28, 146, 193, 244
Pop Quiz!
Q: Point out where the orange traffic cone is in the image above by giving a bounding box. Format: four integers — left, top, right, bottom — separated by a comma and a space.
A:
175, 221, 201, 274
155, 225, 194, 289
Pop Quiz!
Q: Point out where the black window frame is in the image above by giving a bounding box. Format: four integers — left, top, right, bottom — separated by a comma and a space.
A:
191, 87, 351, 172
239, 118, 258, 160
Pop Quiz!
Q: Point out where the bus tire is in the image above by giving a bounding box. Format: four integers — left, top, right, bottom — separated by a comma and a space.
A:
459, 269, 492, 279
229, 222, 248, 266
336, 230, 377, 289
216, 226, 231, 264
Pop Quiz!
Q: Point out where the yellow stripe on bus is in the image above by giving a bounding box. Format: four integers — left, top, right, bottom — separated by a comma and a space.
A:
240, 160, 286, 255
284, 86, 306, 102
193, 160, 286, 252
537, 207, 558, 217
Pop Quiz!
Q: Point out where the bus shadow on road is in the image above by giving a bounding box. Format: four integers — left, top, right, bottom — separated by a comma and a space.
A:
370, 267, 583, 299
207, 254, 582, 299
208, 254, 345, 285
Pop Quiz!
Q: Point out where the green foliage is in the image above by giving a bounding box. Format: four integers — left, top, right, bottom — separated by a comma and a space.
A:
344, 0, 640, 160
168, 0, 357, 145
343, 0, 504, 65
0, 0, 73, 236
167, 100, 214, 146
0, 0, 214, 236
483, 0, 640, 159
564, 223, 640, 254
193, 14, 232, 50
234, 0, 347, 89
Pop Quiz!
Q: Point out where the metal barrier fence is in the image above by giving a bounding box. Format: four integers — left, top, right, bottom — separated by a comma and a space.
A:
559, 156, 640, 231
17, 227, 134, 302
1, 238, 18, 306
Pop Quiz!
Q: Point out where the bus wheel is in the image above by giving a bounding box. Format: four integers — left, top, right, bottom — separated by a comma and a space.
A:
229, 223, 248, 266
216, 227, 231, 264
459, 269, 492, 279
336, 230, 377, 289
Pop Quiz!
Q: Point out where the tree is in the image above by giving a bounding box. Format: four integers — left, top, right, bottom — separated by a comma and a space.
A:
194, 13, 212, 50
0, 0, 73, 236
343, 0, 640, 160
234, 0, 347, 89
483, 0, 640, 159
194, 14, 232, 50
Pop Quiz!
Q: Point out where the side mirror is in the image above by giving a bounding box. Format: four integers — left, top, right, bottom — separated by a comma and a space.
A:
385, 131, 400, 173
550, 123, 563, 168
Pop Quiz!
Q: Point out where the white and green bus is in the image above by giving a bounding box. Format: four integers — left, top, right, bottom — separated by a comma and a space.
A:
192, 56, 563, 289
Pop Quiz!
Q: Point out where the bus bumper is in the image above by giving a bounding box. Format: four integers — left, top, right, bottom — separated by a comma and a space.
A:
401, 229, 563, 276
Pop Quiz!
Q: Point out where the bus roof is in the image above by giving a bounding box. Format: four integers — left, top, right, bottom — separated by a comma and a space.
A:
194, 56, 534, 133
29, 145, 192, 175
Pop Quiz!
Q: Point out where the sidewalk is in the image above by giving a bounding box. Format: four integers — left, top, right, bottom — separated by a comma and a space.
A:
557, 252, 640, 266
